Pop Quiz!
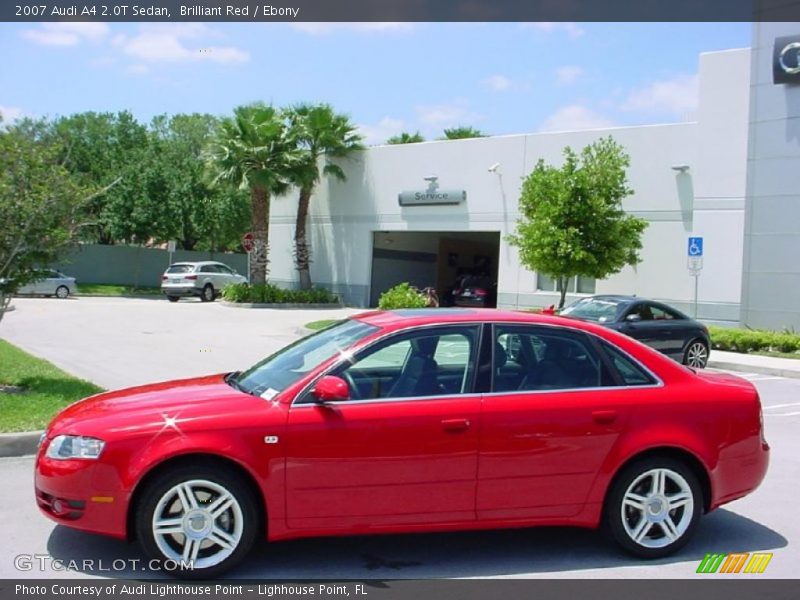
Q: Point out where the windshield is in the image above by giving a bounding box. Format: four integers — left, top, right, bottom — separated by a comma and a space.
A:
232, 319, 378, 398
561, 297, 623, 323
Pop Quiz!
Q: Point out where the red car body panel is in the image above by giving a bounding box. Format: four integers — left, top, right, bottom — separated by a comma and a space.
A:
35, 310, 769, 544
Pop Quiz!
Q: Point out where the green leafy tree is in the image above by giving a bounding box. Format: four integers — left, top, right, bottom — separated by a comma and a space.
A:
53, 111, 149, 244
206, 104, 303, 284
149, 114, 248, 251
441, 126, 486, 140
508, 137, 648, 309
386, 131, 425, 145
0, 119, 99, 324
286, 104, 363, 289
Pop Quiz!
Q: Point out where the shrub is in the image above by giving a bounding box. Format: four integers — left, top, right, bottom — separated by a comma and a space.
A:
708, 326, 800, 355
378, 282, 428, 310
221, 283, 339, 305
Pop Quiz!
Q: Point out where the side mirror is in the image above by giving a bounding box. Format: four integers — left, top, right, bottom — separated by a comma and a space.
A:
312, 375, 350, 403
625, 313, 642, 322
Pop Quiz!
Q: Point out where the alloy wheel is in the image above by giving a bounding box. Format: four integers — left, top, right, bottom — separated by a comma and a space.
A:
620, 468, 694, 549
151, 479, 243, 569
685, 342, 708, 368
55, 286, 69, 299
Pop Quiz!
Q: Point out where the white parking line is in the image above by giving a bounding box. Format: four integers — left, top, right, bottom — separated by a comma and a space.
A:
762, 402, 800, 410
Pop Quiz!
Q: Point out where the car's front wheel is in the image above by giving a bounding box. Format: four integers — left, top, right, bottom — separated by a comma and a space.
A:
683, 340, 709, 369
605, 458, 702, 558
167, 296, 179, 303
55, 285, 70, 299
135, 464, 259, 579
200, 285, 215, 302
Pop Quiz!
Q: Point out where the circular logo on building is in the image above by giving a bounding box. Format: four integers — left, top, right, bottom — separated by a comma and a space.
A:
779, 41, 800, 75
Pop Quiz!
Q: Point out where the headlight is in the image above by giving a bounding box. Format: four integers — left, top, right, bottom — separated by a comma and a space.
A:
45, 435, 105, 460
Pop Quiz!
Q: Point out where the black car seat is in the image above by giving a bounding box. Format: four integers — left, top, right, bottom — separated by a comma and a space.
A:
519, 338, 571, 390
388, 337, 441, 398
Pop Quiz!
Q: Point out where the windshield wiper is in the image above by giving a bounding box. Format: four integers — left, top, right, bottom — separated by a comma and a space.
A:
225, 372, 251, 395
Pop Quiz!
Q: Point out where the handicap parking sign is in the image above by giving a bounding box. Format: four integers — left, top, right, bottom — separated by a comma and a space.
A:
688, 237, 703, 257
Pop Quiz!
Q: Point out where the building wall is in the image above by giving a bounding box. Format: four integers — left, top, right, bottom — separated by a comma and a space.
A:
741, 23, 800, 330
270, 50, 751, 321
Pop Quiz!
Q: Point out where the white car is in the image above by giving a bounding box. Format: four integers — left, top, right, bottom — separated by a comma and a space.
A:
160, 261, 247, 302
17, 270, 77, 299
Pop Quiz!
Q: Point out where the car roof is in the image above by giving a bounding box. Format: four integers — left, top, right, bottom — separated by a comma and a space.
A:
584, 295, 638, 303
353, 308, 612, 334
169, 261, 227, 266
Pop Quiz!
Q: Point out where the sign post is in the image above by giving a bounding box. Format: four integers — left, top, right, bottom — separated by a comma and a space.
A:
242, 233, 254, 283
687, 236, 703, 318
166, 240, 176, 268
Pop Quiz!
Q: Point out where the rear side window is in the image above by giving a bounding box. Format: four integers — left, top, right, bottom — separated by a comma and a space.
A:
600, 342, 657, 386
167, 265, 194, 274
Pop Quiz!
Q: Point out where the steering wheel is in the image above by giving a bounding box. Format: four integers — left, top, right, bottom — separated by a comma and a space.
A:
340, 370, 361, 400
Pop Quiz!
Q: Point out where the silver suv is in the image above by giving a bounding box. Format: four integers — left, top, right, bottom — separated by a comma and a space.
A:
161, 261, 247, 302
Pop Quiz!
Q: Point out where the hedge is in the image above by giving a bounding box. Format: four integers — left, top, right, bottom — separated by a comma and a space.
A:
708, 326, 800, 354
378, 282, 428, 310
221, 283, 339, 305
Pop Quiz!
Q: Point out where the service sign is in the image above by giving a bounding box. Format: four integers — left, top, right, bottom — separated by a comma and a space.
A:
773, 35, 800, 84
398, 190, 466, 206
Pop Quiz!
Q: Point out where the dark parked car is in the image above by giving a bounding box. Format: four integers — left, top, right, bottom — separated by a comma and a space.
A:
560, 295, 711, 368
451, 275, 497, 308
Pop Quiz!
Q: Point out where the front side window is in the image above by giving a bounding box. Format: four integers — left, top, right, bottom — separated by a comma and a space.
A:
331, 326, 479, 401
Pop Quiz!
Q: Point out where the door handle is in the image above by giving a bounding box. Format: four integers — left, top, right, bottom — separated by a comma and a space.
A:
441, 418, 471, 432
592, 410, 618, 425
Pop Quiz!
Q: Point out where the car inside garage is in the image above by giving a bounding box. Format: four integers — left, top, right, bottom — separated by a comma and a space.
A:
369, 231, 500, 307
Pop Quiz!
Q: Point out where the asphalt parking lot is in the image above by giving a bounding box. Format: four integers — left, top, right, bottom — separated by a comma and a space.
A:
0, 297, 797, 579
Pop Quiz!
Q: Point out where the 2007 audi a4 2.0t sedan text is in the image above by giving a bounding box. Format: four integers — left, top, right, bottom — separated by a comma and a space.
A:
34, 309, 769, 578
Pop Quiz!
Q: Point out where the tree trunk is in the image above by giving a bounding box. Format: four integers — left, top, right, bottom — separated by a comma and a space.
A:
250, 186, 270, 284
558, 276, 568, 309
0, 291, 10, 326
294, 185, 313, 290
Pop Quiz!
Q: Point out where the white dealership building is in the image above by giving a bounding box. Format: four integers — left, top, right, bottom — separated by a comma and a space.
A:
269, 23, 800, 330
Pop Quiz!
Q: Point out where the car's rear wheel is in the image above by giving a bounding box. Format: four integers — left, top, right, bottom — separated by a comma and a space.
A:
55, 285, 70, 299
605, 458, 702, 558
135, 464, 259, 579
200, 285, 215, 302
683, 340, 709, 369
167, 296, 179, 303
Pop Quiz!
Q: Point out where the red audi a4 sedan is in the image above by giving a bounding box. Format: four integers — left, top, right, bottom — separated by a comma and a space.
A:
35, 309, 769, 578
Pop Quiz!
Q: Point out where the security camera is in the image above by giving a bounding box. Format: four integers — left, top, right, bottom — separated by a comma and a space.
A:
488, 163, 501, 173
423, 175, 438, 182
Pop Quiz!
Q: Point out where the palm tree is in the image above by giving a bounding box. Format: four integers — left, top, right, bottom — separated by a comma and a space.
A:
207, 104, 301, 284
386, 131, 425, 144
442, 126, 486, 140
286, 104, 363, 290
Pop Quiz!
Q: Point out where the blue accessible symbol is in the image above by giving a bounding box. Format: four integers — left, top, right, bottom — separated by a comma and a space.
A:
688, 237, 703, 257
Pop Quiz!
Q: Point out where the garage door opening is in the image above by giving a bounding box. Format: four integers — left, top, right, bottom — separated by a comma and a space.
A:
369, 231, 501, 308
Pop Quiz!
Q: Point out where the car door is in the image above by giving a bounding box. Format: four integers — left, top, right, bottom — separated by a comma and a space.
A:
619, 302, 667, 351
285, 325, 482, 530
650, 303, 686, 359
477, 324, 647, 520
37, 270, 59, 295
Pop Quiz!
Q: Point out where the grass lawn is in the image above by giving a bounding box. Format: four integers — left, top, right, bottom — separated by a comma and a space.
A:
305, 319, 340, 331
0, 340, 103, 432
78, 283, 161, 296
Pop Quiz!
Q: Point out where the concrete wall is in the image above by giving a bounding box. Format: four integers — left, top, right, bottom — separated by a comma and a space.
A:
54, 244, 248, 288
741, 23, 800, 330
267, 49, 750, 319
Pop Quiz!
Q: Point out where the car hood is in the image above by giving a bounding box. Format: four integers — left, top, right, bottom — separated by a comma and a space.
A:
46, 374, 282, 439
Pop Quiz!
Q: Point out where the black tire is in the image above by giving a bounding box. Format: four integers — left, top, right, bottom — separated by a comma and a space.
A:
200, 285, 215, 303
135, 463, 260, 579
167, 296, 180, 303
683, 339, 709, 369
55, 285, 70, 299
605, 457, 702, 559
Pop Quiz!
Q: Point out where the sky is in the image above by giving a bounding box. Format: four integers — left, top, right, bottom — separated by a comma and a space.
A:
0, 21, 751, 144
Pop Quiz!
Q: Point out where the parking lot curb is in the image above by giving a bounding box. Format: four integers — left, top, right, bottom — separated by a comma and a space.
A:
707, 359, 800, 380
0, 430, 42, 458
220, 301, 344, 310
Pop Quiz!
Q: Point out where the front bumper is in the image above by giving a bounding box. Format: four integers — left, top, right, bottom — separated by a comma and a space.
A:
35, 451, 129, 539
